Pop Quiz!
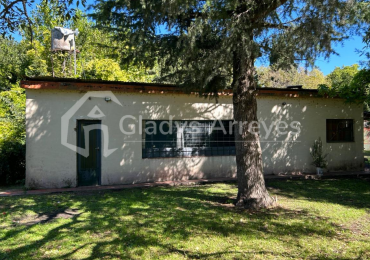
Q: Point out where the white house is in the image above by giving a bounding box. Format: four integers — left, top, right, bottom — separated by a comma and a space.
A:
22, 78, 364, 188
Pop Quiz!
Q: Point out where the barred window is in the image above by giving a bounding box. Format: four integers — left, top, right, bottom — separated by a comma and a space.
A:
326, 119, 354, 142
142, 120, 235, 158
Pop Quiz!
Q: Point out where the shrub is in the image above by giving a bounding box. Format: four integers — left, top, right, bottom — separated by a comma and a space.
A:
0, 140, 25, 185
0, 86, 26, 186
310, 137, 328, 168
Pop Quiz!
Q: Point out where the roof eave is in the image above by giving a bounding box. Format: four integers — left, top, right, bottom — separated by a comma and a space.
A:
20, 78, 321, 98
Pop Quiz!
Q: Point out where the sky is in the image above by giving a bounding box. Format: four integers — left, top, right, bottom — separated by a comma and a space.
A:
255, 35, 367, 75
315, 35, 366, 75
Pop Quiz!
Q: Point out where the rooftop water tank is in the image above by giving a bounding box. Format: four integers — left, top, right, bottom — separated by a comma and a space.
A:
51, 27, 78, 51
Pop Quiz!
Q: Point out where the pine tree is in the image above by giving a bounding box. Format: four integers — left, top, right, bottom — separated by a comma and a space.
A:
92, 0, 362, 209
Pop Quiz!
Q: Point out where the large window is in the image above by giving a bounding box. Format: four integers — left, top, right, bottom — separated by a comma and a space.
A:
142, 120, 235, 158
326, 119, 354, 142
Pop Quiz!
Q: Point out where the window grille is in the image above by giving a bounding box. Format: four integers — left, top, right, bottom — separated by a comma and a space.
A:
326, 119, 354, 142
142, 120, 236, 158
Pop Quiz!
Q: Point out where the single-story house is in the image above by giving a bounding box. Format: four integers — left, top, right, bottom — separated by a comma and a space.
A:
21, 78, 364, 189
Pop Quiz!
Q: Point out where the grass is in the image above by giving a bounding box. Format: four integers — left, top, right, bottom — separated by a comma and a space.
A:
0, 179, 370, 259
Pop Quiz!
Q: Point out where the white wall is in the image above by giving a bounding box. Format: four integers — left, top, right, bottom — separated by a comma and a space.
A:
25, 89, 364, 188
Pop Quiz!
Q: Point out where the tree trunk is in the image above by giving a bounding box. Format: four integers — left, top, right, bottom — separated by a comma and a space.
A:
232, 48, 276, 210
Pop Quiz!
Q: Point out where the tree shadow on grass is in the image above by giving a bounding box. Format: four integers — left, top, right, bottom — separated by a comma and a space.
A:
0, 181, 367, 259
266, 178, 370, 209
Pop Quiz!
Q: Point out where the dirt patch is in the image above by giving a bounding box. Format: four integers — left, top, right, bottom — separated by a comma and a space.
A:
347, 212, 370, 237
72, 190, 111, 197
201, 195, 238, 211
14, 208, 81, 226
267, 187, 282, 193
0, 204, 9, 209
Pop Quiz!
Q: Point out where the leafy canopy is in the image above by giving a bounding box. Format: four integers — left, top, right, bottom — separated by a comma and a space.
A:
318, 64, 370, 109
84, 59, 155, 82
326, 64, 360, 89
92, 0, 359, 94
0, 37, 26, 90
257, 66, 327, 89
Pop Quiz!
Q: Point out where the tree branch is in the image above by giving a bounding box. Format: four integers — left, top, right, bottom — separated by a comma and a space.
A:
0, 0, 23, 17
252, 22, 289, 30
22, 0, 33, 43
249, 0, 290, 22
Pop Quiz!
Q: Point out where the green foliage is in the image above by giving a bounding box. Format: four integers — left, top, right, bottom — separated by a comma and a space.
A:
310, 137, 328, 168
257, 66, 326, 89
0, 37, 27, 185
84, 59, 127, 81
351, 68, 370, 110
318, 66, 370, 111
352, 68, 370, 90
0, 36, 26, 185
0, 0, 86, 37
19, 2, 155, 81
326, 64, 360, 89
0, 86, 26, 185
83, 59, 156, 82
0, 37, 26, 90
23, 42, 49, 77
91, 0, 363, 97
358, 1, 370, 68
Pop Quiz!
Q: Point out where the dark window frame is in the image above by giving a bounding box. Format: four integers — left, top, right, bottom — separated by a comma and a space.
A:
142, 120, 236, 158
326, 119, 354, 143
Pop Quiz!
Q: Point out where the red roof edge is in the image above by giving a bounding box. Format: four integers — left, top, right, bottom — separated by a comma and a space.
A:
21, 77, 320, 98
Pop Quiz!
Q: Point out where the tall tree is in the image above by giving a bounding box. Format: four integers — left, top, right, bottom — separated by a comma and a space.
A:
95, 1, 362, 208
319, 64, 370, 110
326, 64, 360, 89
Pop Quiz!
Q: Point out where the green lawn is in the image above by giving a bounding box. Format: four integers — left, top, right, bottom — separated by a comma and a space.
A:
0, 179, 370, 259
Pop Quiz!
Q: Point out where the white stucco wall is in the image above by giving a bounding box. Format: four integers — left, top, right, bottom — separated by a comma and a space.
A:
25, 89, 364, 188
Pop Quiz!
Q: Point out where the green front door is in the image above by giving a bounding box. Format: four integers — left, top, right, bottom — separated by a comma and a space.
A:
77, 120, 101, 186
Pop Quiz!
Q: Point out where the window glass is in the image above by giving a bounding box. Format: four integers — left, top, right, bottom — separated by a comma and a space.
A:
326, 119, 354, 142
142, 120, 235, 158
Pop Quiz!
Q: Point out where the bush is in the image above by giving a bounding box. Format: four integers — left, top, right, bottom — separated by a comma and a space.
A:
310, 137, 328, 168
0, 86, 26, 186
0, 140, 25, 185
